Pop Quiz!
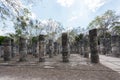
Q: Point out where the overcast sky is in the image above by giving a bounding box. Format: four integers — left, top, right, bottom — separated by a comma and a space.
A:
0, 0, 120, 35
31, 0, 120, 28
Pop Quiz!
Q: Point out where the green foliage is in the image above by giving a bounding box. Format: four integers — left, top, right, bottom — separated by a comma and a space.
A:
88, 10, 120, 29
13, 8, 33, 38
32, 36, 38, 43
75, 33, 84, 42
113, 26, 120, 35
88, 10, 120, 38
0, 36, 8, 45
99, 32, 111, 38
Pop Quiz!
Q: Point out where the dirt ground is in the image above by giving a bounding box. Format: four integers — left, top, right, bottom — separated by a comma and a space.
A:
0, 54, 120, 80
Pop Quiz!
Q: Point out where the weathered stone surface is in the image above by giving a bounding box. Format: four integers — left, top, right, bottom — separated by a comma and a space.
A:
58, 44, 61, 54
0, 46, 3, 57
54, 42, 58, 55
32, 41, 39, 58
83, 38, 89, 58
39, 35, 46, 62
99, 38, 111, 55
11, 39, 15, 58
111, 35, 120, 57
3, 38, 12, 61
62, 33, 69, 62
79, 40, 84, 55
12, 44, 17, 57
48, 39, 54, 58
19, 37, 27, 62
36, 41, 39, 57
89, 29, 99, 63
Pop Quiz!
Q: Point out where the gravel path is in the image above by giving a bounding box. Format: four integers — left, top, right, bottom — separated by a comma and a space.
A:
0, 54, 120, 80
100, 55, 120, 73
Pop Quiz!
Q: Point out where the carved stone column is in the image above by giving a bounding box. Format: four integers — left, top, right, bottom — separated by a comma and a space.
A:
19, 37, 27, 61
39, 35, 46, 62
111, 35, 120, 57
48, 39, 54, 58
11, 39, 15, 58
89, 29, 99, 63
62, 33, 69, 62
54, 42, 58, 55
83, 38, 89, 58
3, 38, 12, 61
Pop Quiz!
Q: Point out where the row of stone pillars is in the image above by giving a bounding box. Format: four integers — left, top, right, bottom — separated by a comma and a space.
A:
67, 29, 99, 63
70, 36, 90, 58
61, 29, 99, 63
99, 35, 120, 57
2, 38, 18, 61
1, 29, 99, 63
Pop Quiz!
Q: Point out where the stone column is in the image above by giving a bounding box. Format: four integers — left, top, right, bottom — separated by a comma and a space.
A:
3, 38, 12, 61
74, 42, 78, 53
89, 29, 99, 63
54, 42, 58, 55
0, 46, 1, 57
13, 43, 17, 57
83, 38, 89, 58
62, 33, 69, 62
111, 35, 120, 57
46, 43, 49, 55
19, 37, 27, 61
77, 42, 81, 54
39, 35, 46, 62
79, 40, 83, 55
57, 43, 60, 54
32, 41, 39, 58
99, 38, 104, 54
99, 38, 106, 55
77, 42, 80, 54
11, 39, 15, 58
106, 38, 111, 55
48, 39, 54, 58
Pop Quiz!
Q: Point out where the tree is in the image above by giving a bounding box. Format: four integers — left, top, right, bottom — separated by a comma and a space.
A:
0, 0, 42, 19
0, 36, 7, 45
13, 8, 34, 38
41, 19, 64, 41
88, 10, 120, 37
12, 8, 34, 61
0, 0, 42, 30
0, 0, 24, 18
89, 10, 120, 29
111, 22, 120, 35
67, 26, 87, 43
75, 33, 84, 42
68, 29, 77, 43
